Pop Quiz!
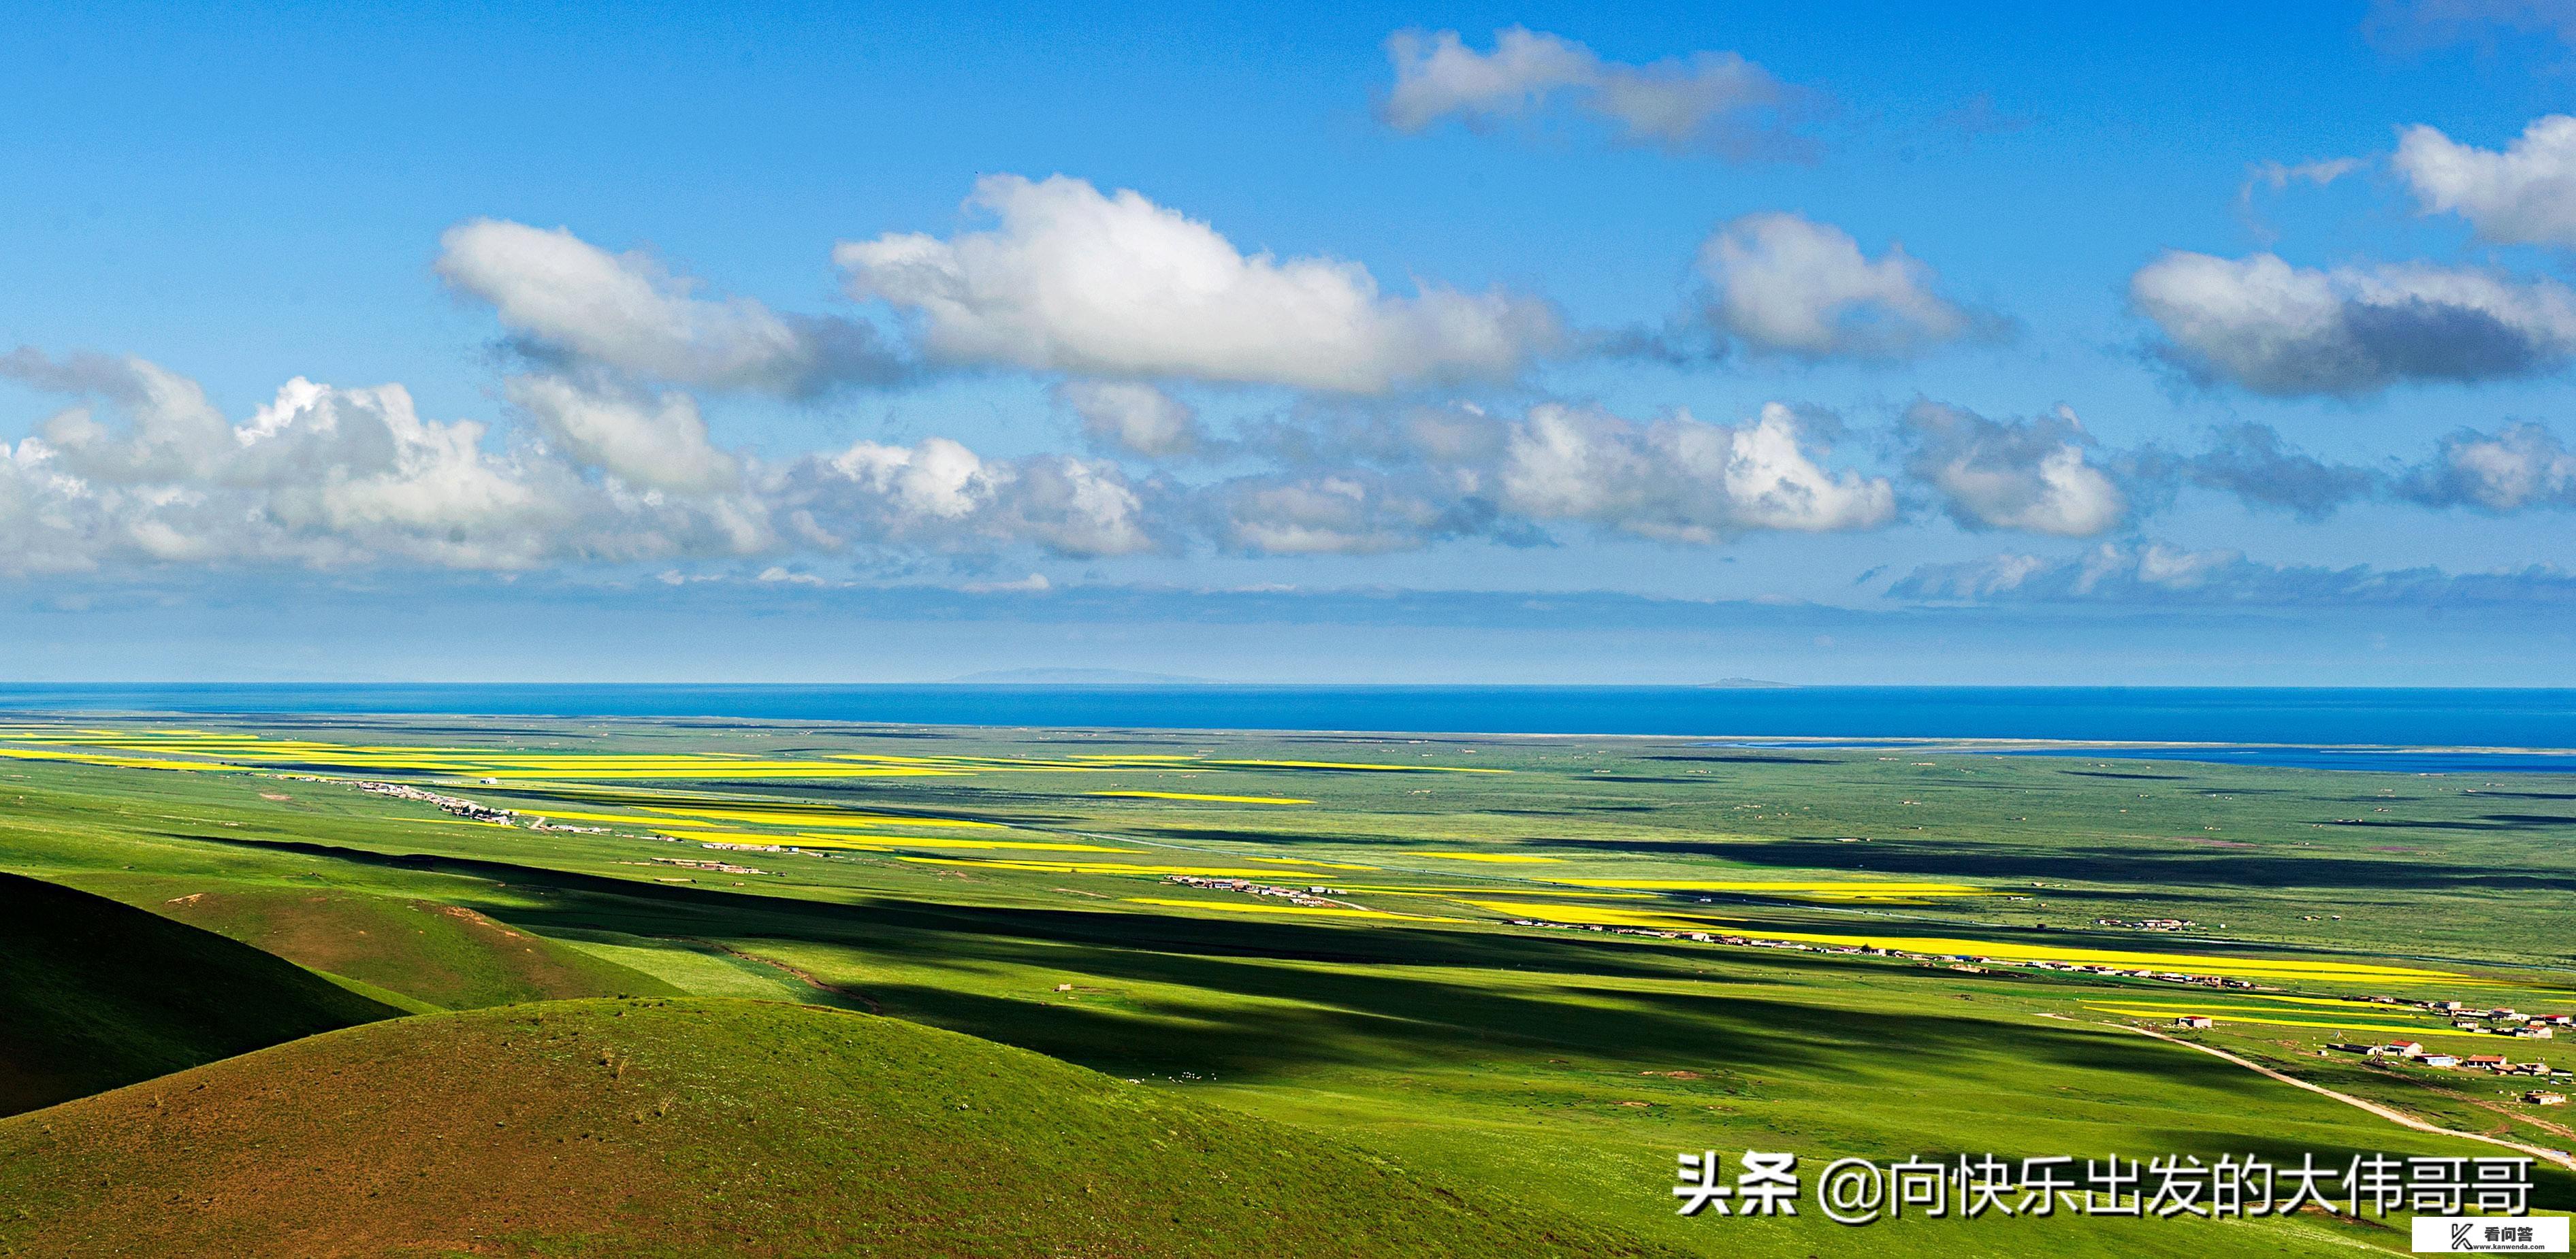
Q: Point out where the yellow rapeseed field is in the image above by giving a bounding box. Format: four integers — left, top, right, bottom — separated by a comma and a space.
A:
1121, 898, 1464, 922
895, 857, 1382, 879
1458, 900, 2469, 983
1084, 791, 1313, 805
2080, 1005, 2505, 1036
1536, 878, 1987, 898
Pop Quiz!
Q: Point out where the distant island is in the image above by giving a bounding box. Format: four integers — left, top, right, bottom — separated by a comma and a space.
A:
947, 668, 1220, 685
1698, 678, 1797, 689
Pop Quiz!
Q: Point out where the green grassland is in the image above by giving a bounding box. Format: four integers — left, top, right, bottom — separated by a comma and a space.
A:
0, 998, 1656, 1258
0, 715, 2571, 1256
126, 879, 681, 1009
0, 871, 399, 1115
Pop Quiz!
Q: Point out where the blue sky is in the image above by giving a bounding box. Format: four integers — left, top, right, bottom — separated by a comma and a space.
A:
5, 1, 2576, 683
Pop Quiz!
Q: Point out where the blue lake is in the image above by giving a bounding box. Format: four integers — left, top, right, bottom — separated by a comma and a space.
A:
0, 685, 2569, 771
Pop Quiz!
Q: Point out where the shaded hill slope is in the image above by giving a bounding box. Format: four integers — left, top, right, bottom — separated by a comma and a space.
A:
0, 871, 401, 1117
131, 881, 683, 1008
0, 998, 1671, 1259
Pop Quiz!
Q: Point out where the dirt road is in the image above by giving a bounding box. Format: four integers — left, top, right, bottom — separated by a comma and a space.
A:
2112, 1021, 2576, 1172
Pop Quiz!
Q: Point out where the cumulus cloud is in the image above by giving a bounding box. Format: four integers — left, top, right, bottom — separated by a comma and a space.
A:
506, 373, 741, 493
2395, 115, 2576, 246
1054, 380, 1206, 458
1200, 399, 1895, 553
1496, 402, 1894, 542
436, 218, 905, 395
1698, 212, 1991, 360
0, 348, 1179, 575
0, 350, 628, 573
1901, 401, 2125, 536
835, 175, 1560, 393
2129, 250, 2576, 395
1379, 27, 1813, 158
2396, 421, 2576, 510
1894, 542, 2576, 607
780, 436, 1157, 559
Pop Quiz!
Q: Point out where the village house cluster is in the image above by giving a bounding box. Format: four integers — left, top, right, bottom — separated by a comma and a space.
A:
526, 818, 607, 834
1163, 874, 1348, 907
356, 781, 513, 824
626, 856, 774, 877
2426, 1001, 2571, 1040
2348, 1036, 2560, 1079
2173, 1001, 2571, 1093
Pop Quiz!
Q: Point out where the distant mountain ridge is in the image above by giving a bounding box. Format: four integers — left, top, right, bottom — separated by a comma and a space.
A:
948, 668, 1219, 685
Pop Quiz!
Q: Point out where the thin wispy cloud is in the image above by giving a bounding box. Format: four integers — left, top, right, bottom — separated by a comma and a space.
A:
1378, 26, 1820, 159
1895, 542, 2576, 608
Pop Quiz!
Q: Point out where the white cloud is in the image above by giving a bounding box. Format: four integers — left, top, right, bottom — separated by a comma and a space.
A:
2241, 157, 2363, 199
2129, 250, 2576, 395
1216, 474, 1471, 555
1498, 402, 1893, 542
1379, 27, 1598, 129
506, 373, 741, 493
16, 353, 231, 484
0, 348, 1189, 573
0, 350, 805, 574
788, 436, 1156, 558
436, 218, 903, 394
1379, 27, 1808, 157
1903, 401, 2125, 536
2398, 421, 2576, 510
2395, 115, 2576, 246
834, 175, 1561, 393
1054, 380, 1204, 457
265, 385, 550, 542
960, 572, 1052, 594
0, 354, 609, 572
1206, 399, 1895, 553
1210, 465, 1522, 556
1698, 212, 1982, 359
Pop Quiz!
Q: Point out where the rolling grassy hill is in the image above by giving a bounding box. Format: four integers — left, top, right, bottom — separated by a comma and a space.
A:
0, 872, 400, 1117
130, 881, 684, 1009
0, 998, 1670, 1259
